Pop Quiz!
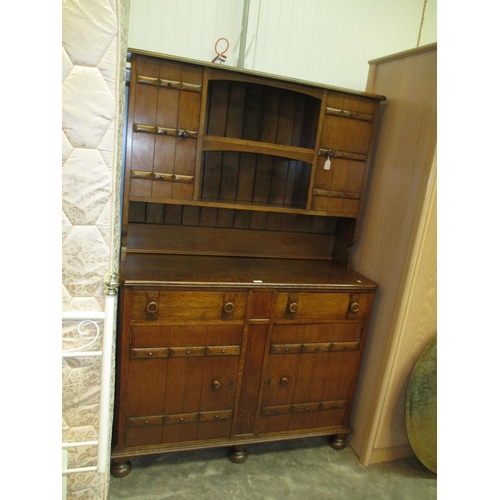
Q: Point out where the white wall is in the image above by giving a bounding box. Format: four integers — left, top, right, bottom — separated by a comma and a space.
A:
128, 0, 245, 65
128, 0, 436, 91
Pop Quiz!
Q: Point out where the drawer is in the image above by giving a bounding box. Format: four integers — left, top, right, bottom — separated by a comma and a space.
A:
274, 292, 374, 321
130, 290, 247, 322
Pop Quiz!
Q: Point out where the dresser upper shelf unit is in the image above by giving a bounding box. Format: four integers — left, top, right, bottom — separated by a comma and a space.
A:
122, 49, 385, 265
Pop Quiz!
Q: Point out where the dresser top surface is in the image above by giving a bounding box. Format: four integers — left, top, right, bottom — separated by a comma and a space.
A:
128, 48, 386, 101
121, 254, 378, 290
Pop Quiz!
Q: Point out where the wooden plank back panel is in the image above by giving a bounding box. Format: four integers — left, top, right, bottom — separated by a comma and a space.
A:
205, 81, 320, 149
200, 152, 311, 209
128, 202, 338, 235
126, 224, 336, 260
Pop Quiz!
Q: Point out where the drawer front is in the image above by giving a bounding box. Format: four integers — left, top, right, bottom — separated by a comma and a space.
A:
274, 291, 373, 321
130, 290, 247, 322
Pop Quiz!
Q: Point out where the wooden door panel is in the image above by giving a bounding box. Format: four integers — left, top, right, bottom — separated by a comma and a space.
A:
199, 356, 239, 411
292, 352, 330, 404
162, 422, 198, 444
127, 358, 167, 416
302, 322, 363, 342
316, 408, 346, 428
321, 351, 359, 401
261, 354, 299, 407
131, 324, 171, 347
197, 419, 232, 440
258, 413, 291, 434
288, 410, 319, 431
164, 357, 205, 414
157, 84, 179, 128
125, 424, 163, 447
206, 324, 243, 346
271, 324, 304, 344
169, 324, 208, 347
178, 89, 201, 131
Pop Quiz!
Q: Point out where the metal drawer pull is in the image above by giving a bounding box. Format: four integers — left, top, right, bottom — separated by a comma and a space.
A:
280, 377, 288, 386
223, 302, 234, 314
212, 380, 221, 390
146, 301, 158, 314
288, 302, 298, 314
350, 302, 360, 313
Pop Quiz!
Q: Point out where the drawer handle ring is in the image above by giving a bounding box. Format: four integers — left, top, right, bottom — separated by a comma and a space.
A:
212, 380, 221, 390
223, 302, 234, 314
146, 301, 158, 314
350, 302, 360, 313
288, 302, 299, 314
280, 377, 288, 386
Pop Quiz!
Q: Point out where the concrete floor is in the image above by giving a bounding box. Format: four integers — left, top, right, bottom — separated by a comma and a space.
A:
108, 437, 437, 500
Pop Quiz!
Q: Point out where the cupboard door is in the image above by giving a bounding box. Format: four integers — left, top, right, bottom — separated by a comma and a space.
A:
259, 321, 362, 435
162, 352, 239, 443
128, 56, 203, 202
123, 322, 243, 448
312, 91, 378, 216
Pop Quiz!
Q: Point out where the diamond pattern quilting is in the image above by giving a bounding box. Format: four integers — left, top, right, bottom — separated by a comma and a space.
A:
98, 38, 119, 95
62, 226, 110, 297
62, 148, 112, 225
62, 211, 72, 243
62, 284, 72, 311
62, 66, 115, 149
97, 126, 115, 171
62, 46, 73, 82
62, 130, 73, 165
62, 0, 117, 68
67, 296, 103, 313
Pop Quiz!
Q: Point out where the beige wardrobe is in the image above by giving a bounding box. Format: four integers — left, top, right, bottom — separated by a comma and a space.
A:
349, 43, 437, 465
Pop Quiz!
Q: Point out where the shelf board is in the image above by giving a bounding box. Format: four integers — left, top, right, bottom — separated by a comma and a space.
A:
128, 196, 358, 219
202, 136, 316, 164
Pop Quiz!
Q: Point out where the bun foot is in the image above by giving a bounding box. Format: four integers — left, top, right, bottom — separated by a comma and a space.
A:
111, 459, 132, 477
228, 445, 248, 463
330, 434, 347, 450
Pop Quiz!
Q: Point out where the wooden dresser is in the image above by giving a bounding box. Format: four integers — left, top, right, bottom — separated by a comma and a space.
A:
111, 50, 385, 477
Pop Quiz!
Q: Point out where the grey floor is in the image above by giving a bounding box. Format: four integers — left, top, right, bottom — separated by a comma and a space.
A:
108, 437, 437, 500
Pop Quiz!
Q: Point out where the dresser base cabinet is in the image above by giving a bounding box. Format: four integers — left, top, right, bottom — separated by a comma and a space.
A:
110, 256, 377, 476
